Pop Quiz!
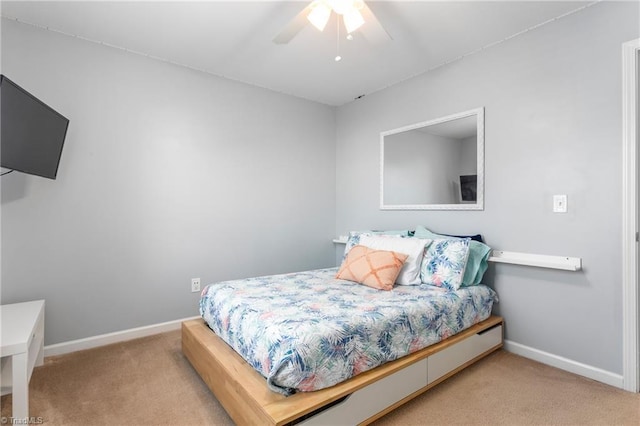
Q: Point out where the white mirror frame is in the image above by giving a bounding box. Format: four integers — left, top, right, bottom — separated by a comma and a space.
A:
380, 107, 485, 211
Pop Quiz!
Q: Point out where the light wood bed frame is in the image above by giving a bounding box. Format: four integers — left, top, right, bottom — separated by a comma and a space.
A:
182, 315, 503, 425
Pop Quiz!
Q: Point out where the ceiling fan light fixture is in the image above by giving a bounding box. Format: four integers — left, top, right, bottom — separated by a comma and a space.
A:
352, 0, 365, 10
307, 1, 332, 32
329, 0, 353, 16
343, 9, 364, 33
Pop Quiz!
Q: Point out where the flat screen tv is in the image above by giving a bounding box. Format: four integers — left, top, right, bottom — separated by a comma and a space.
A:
1, 75, 69, 179
460, 174, 477, 202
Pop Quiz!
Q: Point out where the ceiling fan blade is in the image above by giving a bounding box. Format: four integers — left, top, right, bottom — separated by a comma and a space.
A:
359, 2, 392, 44
273, 5, 313, 44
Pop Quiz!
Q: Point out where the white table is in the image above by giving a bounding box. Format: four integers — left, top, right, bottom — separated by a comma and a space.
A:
0, 300, 45, 421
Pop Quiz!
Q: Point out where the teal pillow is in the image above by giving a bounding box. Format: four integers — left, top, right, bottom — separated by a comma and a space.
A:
414, 225, 491, 286
412, 226, 442, 240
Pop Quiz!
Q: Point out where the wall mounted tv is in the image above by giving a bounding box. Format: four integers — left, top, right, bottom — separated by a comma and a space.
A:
460, 174, 477, 202
1, 75, 69, 179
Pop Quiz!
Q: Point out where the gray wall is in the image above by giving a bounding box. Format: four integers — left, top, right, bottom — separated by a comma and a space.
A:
384, 131, 460, 205
459, 136, 477, 177
335, 1, 639, 375
0, 19, 336, 345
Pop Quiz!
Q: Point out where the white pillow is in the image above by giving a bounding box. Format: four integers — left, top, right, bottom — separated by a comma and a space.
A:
358, 235, 431, 285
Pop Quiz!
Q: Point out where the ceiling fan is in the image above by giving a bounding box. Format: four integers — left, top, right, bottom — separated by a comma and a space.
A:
273, 0, 392, 45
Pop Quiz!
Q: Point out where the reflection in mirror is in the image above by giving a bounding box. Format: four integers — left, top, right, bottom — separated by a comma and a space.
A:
380, 108, 484, 210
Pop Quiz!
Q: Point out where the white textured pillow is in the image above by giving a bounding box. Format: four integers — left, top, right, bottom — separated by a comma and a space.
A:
359, 235, 431, 285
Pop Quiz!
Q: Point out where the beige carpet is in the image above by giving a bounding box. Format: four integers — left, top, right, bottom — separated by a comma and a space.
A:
1, 330, 638, 425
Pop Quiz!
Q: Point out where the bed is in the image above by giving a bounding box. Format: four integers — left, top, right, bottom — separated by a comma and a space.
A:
182, 267, 503, 425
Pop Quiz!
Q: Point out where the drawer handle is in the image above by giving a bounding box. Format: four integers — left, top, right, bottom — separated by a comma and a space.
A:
478, 323, 502, 335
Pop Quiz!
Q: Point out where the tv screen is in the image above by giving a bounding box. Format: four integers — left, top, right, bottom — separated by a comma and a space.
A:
460, 174, 477, 202
1, 75, 69, 179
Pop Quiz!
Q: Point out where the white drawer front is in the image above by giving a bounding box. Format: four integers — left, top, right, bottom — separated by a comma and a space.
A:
427, 324, 502, 384
301, 358, 428, 426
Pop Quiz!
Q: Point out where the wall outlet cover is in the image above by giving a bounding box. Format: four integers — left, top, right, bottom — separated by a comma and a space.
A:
191, 278, 201, 293
553, 194, 568, 213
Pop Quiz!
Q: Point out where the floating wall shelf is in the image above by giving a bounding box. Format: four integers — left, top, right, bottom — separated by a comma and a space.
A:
487, 250, 582, 271
333, 239, 582, 272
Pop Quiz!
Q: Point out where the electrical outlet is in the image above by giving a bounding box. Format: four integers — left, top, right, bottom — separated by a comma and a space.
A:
191, 278, 201, 293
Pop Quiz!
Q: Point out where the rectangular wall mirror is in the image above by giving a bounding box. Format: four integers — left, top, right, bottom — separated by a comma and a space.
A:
380, 107, 484, 210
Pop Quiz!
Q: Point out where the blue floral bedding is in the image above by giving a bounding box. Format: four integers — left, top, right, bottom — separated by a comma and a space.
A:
199, 268, 497, 395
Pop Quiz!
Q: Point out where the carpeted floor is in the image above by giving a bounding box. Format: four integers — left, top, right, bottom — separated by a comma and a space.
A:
1, 330, 639, 425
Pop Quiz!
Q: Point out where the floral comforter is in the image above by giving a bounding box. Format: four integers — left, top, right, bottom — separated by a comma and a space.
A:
199, 268, 497, 395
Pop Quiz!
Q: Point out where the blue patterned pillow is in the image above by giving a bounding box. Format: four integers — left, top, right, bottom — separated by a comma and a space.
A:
343, 231, 369, 260
420, 238, 471, 291
414, 225, 491, 286
343, 230, 410, 260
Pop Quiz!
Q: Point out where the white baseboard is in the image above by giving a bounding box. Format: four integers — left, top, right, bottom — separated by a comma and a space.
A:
42, 323, 626, 390
44, 316, 201, 357
504, 339, 624, 389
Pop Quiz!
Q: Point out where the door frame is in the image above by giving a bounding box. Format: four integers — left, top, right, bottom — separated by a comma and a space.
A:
622, 38, 639, 393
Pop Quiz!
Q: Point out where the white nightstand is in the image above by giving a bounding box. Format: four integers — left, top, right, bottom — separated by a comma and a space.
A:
1, 300, 45, 421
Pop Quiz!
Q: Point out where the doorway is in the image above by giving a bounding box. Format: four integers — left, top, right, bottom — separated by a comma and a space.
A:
622, 38, 639, 393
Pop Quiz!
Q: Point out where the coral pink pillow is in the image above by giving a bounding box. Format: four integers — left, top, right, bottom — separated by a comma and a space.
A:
336, 245, 408, 291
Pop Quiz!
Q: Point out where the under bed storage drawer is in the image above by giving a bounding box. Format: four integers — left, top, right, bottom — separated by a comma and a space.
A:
300, 358, 428, 425
427, 324, 502, 385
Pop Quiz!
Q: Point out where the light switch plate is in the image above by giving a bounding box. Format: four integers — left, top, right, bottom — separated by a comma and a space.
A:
553, 194, 568, 213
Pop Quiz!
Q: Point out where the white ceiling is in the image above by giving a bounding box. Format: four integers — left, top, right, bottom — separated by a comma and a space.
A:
1, 1, 594, 106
